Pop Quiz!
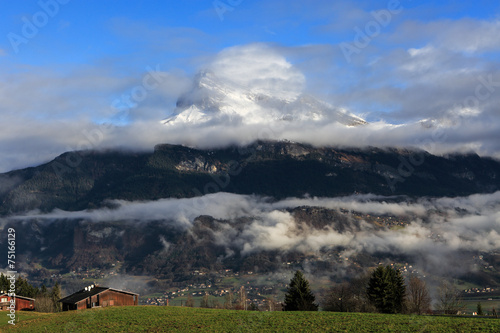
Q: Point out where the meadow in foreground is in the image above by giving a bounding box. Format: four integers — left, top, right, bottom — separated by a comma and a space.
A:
2, 306, 499, 332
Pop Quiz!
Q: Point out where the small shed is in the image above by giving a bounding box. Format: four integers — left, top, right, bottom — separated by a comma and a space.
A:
59, 285, 138, 311
0, 293, 35, 311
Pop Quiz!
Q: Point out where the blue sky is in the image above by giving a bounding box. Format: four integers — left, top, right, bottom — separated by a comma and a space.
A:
1, 0, 500, 171
2, 1, 499, 67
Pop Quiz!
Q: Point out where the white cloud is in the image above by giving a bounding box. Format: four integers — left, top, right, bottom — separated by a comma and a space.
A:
3, 108, 500, 173
435, 19, 500, 54
13, 191, 500, 261
2, 36, 500, 173
390, 18, 500, 54
208, 43, 305, 100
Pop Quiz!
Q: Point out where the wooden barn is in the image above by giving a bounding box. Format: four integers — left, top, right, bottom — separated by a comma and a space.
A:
58, 285, 138, 311
0, 293, 35, 311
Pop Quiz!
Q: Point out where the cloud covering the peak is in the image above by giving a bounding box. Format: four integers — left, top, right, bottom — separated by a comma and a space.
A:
208, 44, 305, 100
2, 3, 500, 172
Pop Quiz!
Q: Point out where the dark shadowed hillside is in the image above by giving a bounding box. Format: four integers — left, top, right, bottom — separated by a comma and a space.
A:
1, 141, 500, 215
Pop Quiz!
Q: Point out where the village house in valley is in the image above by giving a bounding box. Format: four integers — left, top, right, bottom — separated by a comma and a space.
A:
58, 285, 138, 311
0, 293, 35, 311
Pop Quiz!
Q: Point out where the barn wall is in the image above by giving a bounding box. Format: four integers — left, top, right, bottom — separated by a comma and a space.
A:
76, 299, 87, 310
15, 298, 35, 311
61, 289, 139, 311
98, 290, 138, 307
0, 296, 35, 311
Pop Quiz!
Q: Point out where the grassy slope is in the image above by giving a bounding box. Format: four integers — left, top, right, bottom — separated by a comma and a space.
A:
2, 306, 499, 332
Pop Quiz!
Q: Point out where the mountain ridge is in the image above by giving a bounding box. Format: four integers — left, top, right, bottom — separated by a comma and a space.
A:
1, 140, 500, 216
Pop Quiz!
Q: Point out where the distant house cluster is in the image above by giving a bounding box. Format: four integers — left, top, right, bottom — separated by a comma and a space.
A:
464, 287, 495, 294
59, 285, 139, 311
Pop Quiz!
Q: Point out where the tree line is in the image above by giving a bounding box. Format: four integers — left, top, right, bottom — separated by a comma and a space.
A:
176, 267, 493, 315
320, 266, 427, 314
282, 267, 497, 316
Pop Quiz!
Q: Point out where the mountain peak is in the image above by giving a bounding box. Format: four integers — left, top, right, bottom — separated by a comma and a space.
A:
162, 71, 366, 126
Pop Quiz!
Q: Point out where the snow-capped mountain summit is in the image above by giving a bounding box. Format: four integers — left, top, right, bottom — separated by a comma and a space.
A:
162, 71, 366, 126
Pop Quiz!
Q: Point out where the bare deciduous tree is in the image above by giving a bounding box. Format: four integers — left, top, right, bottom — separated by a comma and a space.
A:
224, 291, 234, 309
35, 296, 56, 313
211, 299, 221, 309
236, 286, 247, 310
406, 276, 431, 315
185, 294, 195, 307
322, 275, 375, 313
437, 280, 465, 315
323, 282, 358, 312
200, 293, 210, 308
265, 296, 281, 311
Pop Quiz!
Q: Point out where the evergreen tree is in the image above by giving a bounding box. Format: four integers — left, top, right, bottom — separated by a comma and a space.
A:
477, 302, 483, 316
0, 274, 9, 292
367, 266, 406, 314
50, 282, 62, 312
40, 284, 48, 296
283, 270, 318, 311
15, 276, 39, 298
248, 302, 259, 311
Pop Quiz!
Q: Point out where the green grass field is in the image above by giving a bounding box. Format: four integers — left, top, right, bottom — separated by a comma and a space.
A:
2, 306, 499, 332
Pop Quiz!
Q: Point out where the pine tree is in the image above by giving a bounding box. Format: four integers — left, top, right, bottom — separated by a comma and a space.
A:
0, 274, 9, 292
50, 282, 62, 312
249, 302, 259, 311
40, 284, 48, 296
367, 266, 406, 314
15, 276, 39, 298
283, 270, 318, 311
477, 302, 483, 316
